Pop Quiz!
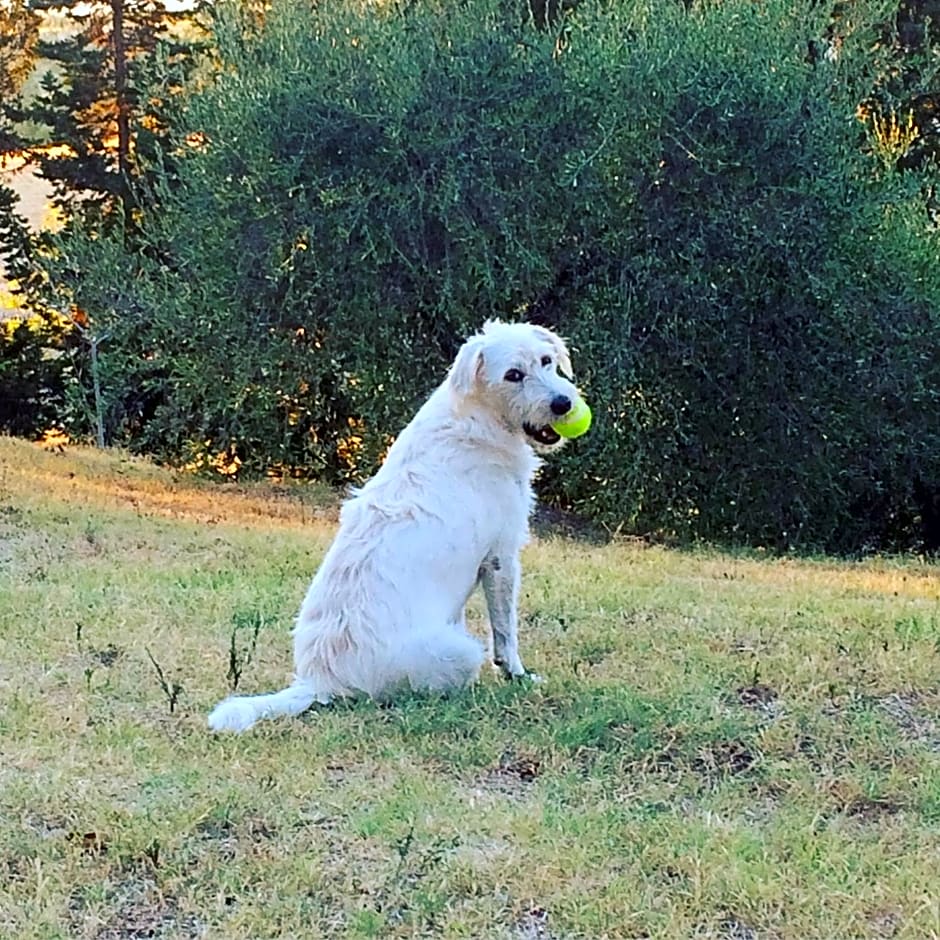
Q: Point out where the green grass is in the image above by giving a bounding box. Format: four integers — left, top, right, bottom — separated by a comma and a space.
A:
1, 436, 938, 939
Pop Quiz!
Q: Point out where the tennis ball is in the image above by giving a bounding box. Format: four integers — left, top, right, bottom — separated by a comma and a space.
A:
552, 396, 592, 439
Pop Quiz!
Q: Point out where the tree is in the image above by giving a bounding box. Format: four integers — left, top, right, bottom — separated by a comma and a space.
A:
0, 3, 41, 319
9, 0, 940, 552
0, 0, 39, 103
0, 0, 208, 445
17, 0, 208, 223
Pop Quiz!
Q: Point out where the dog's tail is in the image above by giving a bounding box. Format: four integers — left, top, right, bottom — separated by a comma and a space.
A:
207, 681, 324, 733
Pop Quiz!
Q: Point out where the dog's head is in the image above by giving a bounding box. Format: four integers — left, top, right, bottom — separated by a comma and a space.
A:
449, 321, 579, 451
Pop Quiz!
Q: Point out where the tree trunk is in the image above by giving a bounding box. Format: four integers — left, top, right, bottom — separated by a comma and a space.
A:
111, 0, 131, 214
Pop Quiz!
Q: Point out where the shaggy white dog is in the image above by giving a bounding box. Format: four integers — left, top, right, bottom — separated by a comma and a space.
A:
207, 321, 582, 733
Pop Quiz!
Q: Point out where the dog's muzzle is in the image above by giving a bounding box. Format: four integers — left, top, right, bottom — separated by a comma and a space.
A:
522, 394, 571, 446
523, 423, 562, 446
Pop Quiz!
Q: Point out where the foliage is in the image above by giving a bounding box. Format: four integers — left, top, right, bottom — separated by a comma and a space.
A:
11, 0, 210, 221
0, 0, 211, 441
39, 0, 589, 482
0, 306, 76, 436
0, 0, 40, 107
542, 0, 940, 552
18, 0, 940, 551
873, 0, 940, 171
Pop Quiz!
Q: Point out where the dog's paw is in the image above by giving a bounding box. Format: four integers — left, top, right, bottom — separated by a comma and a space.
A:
494, 662, 543, 685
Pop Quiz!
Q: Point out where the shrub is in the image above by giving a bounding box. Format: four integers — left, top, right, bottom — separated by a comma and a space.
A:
34, 0, 940, 551
0, 308, 75, 437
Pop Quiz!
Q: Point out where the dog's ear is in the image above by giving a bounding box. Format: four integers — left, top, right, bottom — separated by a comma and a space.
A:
449, 335, 486, 397
531, 325, 573, 378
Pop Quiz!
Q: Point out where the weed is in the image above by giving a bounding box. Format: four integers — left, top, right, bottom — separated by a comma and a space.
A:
145, 647, 183, 714
226, 609, 265, 692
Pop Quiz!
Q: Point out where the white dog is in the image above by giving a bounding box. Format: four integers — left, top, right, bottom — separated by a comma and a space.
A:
207, 321, 582, 732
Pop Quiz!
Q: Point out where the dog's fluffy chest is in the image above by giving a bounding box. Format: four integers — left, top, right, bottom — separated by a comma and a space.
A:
353, 451, 532, 543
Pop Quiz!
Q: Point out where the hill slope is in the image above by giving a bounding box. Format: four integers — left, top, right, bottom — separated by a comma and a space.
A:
1, 437, 938, 938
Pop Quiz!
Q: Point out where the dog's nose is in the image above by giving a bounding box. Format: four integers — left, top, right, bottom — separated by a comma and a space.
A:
550, 395, 572, 416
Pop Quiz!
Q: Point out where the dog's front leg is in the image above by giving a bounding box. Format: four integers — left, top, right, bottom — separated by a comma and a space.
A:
480, 553, 532, 679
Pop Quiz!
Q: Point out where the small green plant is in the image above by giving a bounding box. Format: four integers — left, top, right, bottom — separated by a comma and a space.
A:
145, 646, 182, 714
226, 610, 265, 691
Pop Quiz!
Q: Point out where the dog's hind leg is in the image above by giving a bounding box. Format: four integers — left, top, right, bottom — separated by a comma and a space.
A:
397, 627, 486, 693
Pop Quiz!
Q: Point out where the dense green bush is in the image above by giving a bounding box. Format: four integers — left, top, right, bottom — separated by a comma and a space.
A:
35, 0, 940, 551
0, 308, 76, 437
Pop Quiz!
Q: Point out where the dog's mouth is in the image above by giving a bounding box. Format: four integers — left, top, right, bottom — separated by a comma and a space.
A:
523, 422, 561, 447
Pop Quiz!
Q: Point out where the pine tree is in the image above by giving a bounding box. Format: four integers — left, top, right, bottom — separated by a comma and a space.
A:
0, 0, 207, 444
0, 3, 41, 303
0, 1, 39, 97
0, 1, 39, 150
19, 0, 208, 223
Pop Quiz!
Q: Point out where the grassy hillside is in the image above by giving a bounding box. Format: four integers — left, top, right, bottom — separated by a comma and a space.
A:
1, 437, 938, 939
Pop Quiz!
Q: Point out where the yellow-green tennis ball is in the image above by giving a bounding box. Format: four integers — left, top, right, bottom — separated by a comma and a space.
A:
553, 397, 592, 439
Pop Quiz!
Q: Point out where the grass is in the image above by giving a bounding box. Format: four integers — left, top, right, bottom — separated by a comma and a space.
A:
1, 436, 939, 939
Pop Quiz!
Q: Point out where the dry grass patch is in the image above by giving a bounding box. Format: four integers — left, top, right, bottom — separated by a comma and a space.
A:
1, 436, 939, 939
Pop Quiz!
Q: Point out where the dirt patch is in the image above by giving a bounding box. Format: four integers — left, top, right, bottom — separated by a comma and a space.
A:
67, 829, 110, 856
878, 692, 940, 752
512, 906, 560, 940
841, 795, 905, 821
193, 813, 278, 862
474, 751, 543, 801
67, 874, 203, 940
85, 644, 123, 667
692, 912, 772, 939
496, 753, 542, 783
731, 681, 784, 721
714, 914, 759, 940
647, 736, 760, 792
867, 908, 903, 938
826, 779, 905, 822
692, 741, 757, 780
23, 812, 71, 840
735, 683, 777, 708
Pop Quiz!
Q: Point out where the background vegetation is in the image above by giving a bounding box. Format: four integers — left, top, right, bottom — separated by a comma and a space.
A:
1, 0, 939, 553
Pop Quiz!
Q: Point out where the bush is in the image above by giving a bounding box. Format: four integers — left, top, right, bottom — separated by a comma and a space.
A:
0, 308, 76, 438
35, 0, 940, 551
544, 0, 940, 552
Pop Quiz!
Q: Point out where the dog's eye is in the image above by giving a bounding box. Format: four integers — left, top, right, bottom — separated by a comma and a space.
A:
504, 369, 525, 383
541, 355, 552, 367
